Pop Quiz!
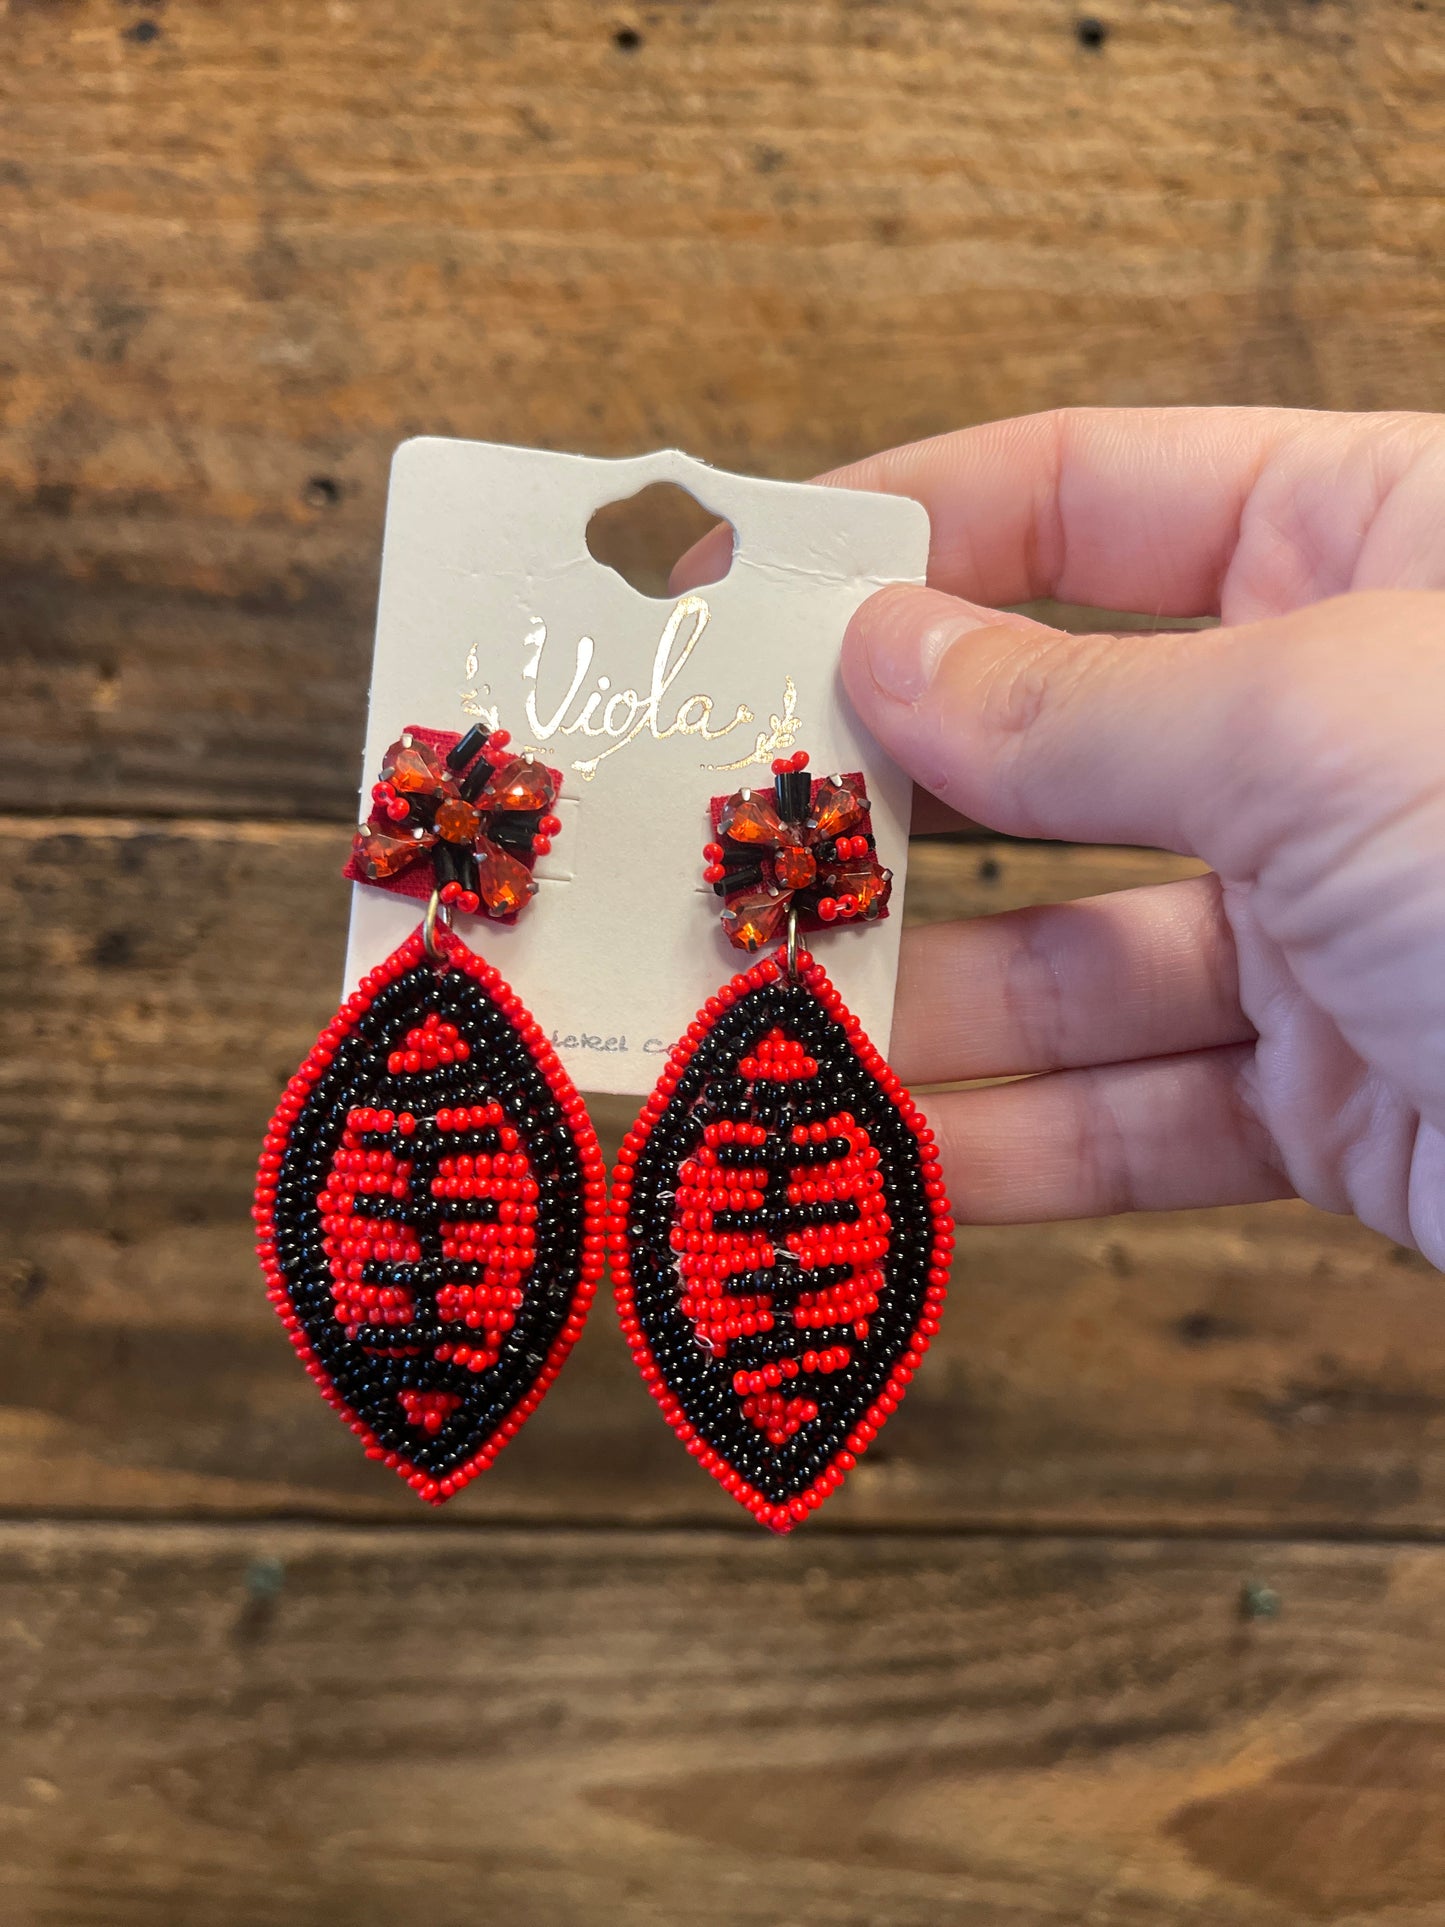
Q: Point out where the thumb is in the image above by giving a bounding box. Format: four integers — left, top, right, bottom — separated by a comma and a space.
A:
841, 583, 1323, 861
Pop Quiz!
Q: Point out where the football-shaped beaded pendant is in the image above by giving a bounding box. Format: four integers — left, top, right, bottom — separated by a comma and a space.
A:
609, 754, 953, 1532
254, 726, 604, 1502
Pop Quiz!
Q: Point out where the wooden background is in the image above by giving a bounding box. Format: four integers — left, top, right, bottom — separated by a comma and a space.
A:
3, 2, 1444, 1921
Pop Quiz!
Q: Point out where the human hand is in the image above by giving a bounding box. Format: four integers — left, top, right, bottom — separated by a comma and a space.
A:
829, 409, 1445, 1261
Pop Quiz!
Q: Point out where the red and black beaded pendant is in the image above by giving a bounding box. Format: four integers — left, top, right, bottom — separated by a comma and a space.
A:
254, 725, 605, 1504
608, 753, 954, 1533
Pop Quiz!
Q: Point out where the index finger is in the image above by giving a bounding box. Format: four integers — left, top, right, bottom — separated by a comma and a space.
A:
819, 406, 1438, 618
670, 407, 1288, 610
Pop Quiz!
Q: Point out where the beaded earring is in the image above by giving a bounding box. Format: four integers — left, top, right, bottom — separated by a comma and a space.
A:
254, 725, 605, 1504
608, 752, 954, 1533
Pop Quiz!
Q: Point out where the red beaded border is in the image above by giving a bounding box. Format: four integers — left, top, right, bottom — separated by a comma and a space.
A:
252, 924, 607, 1504
607, 947, 954, 1533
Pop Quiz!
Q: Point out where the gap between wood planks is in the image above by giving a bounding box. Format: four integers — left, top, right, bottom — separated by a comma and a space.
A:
3, 1514, 1445, 1549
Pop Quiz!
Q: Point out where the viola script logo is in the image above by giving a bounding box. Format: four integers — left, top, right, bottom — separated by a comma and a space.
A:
462, 594, 799, 779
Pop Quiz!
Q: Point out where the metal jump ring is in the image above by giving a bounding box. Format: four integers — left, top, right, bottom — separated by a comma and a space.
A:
423, 888, 453, 961
785, 902, 799, 982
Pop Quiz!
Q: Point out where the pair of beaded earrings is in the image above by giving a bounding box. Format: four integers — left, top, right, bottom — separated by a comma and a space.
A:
254, 723, 953, 1532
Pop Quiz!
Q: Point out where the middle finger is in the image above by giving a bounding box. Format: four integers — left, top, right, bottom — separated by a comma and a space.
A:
893, 872, 1251, 1086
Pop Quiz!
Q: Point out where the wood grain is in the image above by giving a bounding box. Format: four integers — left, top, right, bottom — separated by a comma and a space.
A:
5, 1523, 1445, 1926
6, 816, 1441, 1531
2, 0, 1441, 819
5, 6, 1442, 1917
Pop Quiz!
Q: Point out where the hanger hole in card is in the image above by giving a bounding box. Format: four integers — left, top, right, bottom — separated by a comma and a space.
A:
585, 482, 735, 600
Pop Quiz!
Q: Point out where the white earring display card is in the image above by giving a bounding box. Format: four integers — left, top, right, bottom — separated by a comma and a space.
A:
344, 440, 931, 1096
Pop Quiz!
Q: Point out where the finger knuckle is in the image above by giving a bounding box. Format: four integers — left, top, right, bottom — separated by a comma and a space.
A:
1000, 910, 1068, 1072
1071, 1075, 1138, 1220
976, 631, 1054, 740
972, 631, 1065, 833
1218, 593, 1436, 861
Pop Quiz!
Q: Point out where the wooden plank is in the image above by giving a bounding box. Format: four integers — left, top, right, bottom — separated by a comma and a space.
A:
2, 0, 1441, 818
3, 1523, 1445, 1925
6, 816, 1444, 1531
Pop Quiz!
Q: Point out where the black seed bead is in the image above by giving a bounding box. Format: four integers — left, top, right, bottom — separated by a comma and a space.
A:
774, 768, 811, 822
488, 812, 540, 856
446, 723, 489, 772
433, 840, 480, 895
714, 864, 764, 896
457, 760, 491, 802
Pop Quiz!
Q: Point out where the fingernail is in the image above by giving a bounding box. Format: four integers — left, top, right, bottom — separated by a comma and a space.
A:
853, 591, 998, 705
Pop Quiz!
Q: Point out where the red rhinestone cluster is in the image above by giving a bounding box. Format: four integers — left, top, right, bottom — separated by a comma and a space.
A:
345, 724, 563, 921
704, 752, 894, 952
